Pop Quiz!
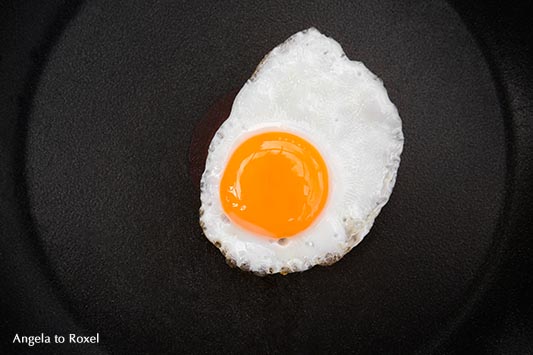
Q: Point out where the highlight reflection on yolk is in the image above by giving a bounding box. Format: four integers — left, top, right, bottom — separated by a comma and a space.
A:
220, 131, 328, 238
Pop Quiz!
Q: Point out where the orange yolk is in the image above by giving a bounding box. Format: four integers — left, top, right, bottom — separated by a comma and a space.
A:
220, 131, 328, 238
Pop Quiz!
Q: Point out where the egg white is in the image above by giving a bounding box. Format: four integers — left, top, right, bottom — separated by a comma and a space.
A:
200, 28, 403, 275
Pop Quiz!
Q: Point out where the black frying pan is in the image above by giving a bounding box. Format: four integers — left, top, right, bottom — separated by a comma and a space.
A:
1, 1, 532, 354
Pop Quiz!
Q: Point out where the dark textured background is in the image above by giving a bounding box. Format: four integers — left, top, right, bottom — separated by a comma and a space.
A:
1, 0, 532, 354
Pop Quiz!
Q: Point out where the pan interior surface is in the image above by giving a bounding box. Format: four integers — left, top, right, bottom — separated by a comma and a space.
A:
25, 0, 507, 353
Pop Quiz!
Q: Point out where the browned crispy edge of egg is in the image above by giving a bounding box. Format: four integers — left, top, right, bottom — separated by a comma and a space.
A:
200, 205, 363, 276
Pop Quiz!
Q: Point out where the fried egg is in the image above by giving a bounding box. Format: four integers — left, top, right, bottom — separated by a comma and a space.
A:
200, 28, 403, 275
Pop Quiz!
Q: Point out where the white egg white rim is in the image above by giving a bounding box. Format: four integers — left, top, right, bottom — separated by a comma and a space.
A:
199, 27, 404, 274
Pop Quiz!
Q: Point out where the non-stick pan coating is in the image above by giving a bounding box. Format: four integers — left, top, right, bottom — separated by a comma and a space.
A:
1, 1, 532, 354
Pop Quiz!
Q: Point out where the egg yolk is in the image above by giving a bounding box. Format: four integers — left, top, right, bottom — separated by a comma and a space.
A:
220, 131, 328, 238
